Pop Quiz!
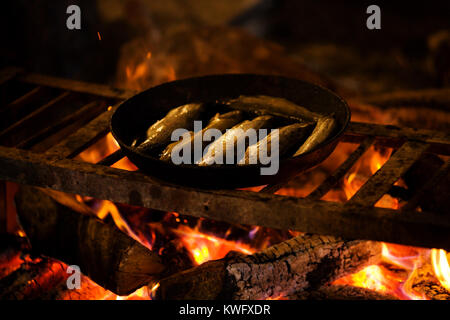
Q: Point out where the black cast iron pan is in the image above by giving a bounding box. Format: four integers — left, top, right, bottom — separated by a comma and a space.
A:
110, 74, 350, 189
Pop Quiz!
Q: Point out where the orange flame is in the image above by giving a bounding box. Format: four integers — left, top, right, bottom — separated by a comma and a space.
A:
173, 224, 256, 265
121, 50, 176, 92
431, 249, 450, 290
74, 124, 450, 300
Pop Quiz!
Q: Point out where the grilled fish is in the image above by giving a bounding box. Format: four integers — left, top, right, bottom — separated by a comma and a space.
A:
197, 115, 274, 165
136, 103, 205, 153
238, 122, 313, 165
223, 95, 321, 122
293, 115, 336, 156
159, 110, 244, 161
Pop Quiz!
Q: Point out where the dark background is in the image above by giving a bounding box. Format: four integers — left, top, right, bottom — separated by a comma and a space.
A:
1, 0, 449, 91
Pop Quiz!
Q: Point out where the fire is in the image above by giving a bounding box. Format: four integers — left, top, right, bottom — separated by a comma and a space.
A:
173, 224, 256, 265
75, 132, 137, 171
336, 265, 388, 293
73, 128, 450, 300
340, 145, 399, 209
431, 249, 450, 290
326, 145, 447, 300
118, 48, 176, 92
333, 243, 432, 299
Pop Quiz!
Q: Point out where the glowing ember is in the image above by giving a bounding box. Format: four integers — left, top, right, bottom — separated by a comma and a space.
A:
173, 224, 256, 265
335, 265, 388, 293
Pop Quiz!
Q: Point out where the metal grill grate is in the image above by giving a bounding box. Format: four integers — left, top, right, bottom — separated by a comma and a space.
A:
0, 67, 449, 250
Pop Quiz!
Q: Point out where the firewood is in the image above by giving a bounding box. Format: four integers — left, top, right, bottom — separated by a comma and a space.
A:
407, 262, 450, 300
0, 258, 68, 300
0, 234, 30, 279
43, 275, 112, 300
156, 234, 382, 300
14, 186, 165, 296
291, 284, 398, 300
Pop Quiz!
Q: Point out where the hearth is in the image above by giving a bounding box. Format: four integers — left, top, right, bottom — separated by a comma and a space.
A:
0, 68, 449, 300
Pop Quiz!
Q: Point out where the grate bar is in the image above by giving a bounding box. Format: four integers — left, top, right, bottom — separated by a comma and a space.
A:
96, 149, 125, 166
0, 67, 22, 86
344, 122, 450, 154
45, 105, 118, 159
0, 86, 42, 113
17, 100, 107, 151
307, 136, 375, 200
0, 92, 74, 146
18, 72, 135, 100
401, 160, 450, 212
348, 141, 430, 206
0, 145, 449, 250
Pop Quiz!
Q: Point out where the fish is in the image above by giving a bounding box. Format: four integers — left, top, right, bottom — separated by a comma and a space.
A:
136, 103, 205, 153
238, 122, 313, 165
159, 132, 193, 162
159, 110, 244, 162
293, 115, 336, 156
197, 115, 274, 166
222, 95, 321, 122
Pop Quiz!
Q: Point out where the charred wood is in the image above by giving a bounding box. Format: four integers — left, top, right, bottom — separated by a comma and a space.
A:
291, 284, 398, 300
0, 234, 30, 279
43, 275, 112, 300
408, 262, 450, 300
156, 234, 382, 300
14, 186, 165, 295
0, 257, 67, 300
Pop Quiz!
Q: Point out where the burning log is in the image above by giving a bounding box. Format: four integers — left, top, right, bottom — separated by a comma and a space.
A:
0, 234, 30, 279
43, 275, 112, 300
14, 186, 165, 295
156, 234, 382, 300
0, 258, 67, 300
408, 262, 450, 300
291, 284, 398, 300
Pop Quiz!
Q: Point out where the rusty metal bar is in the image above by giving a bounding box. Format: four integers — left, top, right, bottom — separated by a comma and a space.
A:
349, 141, 430, 206
0, 146, 449, 250
0, 86, 61, 131
45, 105, 118, 159
307, 137, 375, 200
0, 67, 22, 86
17, 100, 107, 150
0, 92, 74, 146
0, 86, 43, 113
344, 122, 450, 155
18, 73, 135, 100
401, 160, 450, 212
96, 149, 125, 166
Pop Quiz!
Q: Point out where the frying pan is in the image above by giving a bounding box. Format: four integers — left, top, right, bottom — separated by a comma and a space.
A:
110, 74, 350, 189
